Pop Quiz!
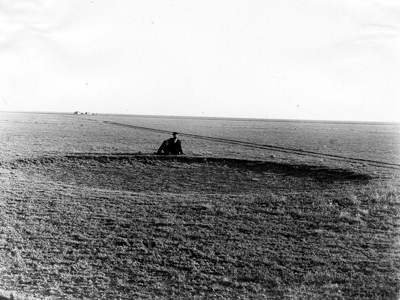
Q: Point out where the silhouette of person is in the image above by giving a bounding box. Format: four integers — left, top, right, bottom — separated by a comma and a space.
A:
157, 132, 184, 155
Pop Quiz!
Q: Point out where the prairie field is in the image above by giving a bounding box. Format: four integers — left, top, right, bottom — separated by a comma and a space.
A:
0, 112, 399, 300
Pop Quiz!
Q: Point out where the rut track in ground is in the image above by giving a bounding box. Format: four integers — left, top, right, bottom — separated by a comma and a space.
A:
81, 119, 400, 171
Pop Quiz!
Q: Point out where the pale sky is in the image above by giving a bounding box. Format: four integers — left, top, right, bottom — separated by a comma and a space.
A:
0, 0, 399, 122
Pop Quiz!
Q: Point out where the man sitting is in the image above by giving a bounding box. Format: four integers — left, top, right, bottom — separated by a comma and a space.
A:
156, 132, 184, 155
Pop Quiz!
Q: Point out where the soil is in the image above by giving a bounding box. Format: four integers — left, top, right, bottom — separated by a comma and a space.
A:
0, 154, 399, 299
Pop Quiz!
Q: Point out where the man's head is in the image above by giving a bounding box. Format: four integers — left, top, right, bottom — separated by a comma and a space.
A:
172, 132, 178, 138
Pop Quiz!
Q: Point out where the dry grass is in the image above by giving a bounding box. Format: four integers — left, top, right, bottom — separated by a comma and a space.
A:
0, 112, 399, 299
0, 154, 399, 299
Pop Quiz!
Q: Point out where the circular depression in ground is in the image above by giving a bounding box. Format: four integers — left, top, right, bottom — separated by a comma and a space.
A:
8, 154, 371, 194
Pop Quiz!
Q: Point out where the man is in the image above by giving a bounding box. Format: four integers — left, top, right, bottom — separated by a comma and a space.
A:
157, 132, 184, 155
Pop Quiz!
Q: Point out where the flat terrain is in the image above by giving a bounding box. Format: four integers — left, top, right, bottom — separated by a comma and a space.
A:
0, 112, 399, 299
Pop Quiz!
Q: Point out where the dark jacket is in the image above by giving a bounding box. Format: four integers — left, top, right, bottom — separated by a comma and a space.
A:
157, 138, 183, 155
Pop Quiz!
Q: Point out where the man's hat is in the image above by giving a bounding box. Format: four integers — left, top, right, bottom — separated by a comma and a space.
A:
172, 132, 178, 135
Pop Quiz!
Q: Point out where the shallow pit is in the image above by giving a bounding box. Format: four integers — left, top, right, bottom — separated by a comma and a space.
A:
3, 154, 373, 194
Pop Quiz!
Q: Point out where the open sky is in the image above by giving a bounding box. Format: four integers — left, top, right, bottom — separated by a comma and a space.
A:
0, 0, 399, 122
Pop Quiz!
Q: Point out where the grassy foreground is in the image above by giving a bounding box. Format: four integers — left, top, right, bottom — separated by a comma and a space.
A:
0, 154, 399, 299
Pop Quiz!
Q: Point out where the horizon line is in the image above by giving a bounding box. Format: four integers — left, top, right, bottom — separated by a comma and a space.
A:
0, 110, 399, 125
